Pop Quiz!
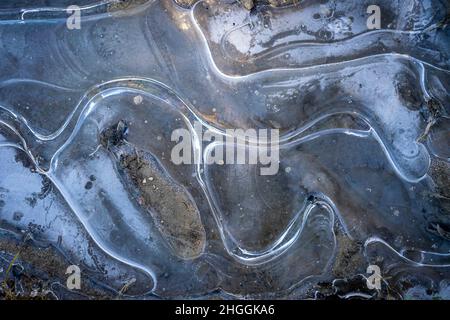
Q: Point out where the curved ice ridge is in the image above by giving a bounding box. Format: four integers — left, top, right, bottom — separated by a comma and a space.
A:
0, 75, 446, 271
0, 0, 154, 23
190, 1, 450, 77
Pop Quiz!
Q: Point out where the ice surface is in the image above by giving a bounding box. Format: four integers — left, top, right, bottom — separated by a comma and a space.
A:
0, 0, 449, 299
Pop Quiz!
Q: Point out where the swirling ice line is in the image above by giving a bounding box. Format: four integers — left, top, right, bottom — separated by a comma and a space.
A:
0, 75, 433, 196
198, 160, 338, 265
1, 76, 449, 298
0, 138, 161, 290
0, 1, 448, 294
0, 79, 350, 268
32, 78, 434, 264
219, 23, 448, 66
20, 2, 110, 20
189, 1, 450, 81
0, 0, 154, 23
364, 237, 450, 267
0, 78, 80, 91
0, 73, 431, 185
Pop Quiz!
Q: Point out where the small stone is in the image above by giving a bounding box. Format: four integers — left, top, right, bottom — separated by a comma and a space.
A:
240, 0, 254, 10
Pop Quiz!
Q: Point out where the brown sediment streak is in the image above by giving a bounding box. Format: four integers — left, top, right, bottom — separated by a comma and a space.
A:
119, 150, 206, 260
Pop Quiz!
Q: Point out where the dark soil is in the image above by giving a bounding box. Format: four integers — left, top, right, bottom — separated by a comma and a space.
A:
100, 120, 206, 259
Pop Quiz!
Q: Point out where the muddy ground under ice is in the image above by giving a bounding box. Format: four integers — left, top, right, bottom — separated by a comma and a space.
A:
0, 0, 449, 299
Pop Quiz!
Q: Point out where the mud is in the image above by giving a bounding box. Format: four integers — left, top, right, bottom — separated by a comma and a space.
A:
430, 158, 450, 199
119, 152, 206, 259
332, 232, 365, 279
0, 235, 111, 299
107, 0, 149, 12
174, 0, 300, 10
100, 121, 206, 259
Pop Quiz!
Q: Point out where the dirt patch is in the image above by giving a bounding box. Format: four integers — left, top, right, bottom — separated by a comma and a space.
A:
119, 152, 206, 259
107, 0, 149, 12
332, 233, 365, 278
174, 0, 300, 10
0, 235, 113, 300
100, 120, 206, 260
417, 98, 445, 142
429, 158, 450, 199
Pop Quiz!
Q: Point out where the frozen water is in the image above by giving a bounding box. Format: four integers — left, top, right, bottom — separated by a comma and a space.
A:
0, 0, 449, 299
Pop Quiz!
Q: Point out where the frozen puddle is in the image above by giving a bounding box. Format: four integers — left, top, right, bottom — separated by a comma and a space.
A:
0, 0, 449, 299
